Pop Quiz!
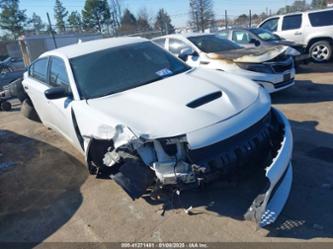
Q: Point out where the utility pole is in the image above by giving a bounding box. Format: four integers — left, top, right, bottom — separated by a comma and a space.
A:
225, 10, 228, 30
46, 12, 57, 49
195, 11, 200, 32
165, 21, 169, 35
249, 9, 252, 28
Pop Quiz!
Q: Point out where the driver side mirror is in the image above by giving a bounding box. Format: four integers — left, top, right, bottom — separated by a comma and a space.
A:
250, 38, 260, 47
44, 86, 72, 100
178, 47, 198, 61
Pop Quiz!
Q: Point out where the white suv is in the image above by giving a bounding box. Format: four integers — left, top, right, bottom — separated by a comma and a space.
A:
259, 8, 333, 62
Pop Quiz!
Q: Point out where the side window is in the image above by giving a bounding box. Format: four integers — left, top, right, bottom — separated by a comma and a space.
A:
49, 57, 69, 87
153, 38, 166, 48
309, 10, 333, 27
282, 15, 302, 31
30, 58, 49, 83
218, 31, 229, 39
232, 31, 251, 44
260, 18, 279, 32
168, 38, 191, 54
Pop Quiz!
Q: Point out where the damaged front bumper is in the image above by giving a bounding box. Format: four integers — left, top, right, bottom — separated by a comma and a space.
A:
86, 106, 292, 227
149, 107, 293, 227
244, 108, 293, 227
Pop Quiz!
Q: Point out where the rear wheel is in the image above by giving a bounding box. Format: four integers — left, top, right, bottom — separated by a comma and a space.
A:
309, 41, 332, 62
0, 101, 12, 111
21, 98, 41, 122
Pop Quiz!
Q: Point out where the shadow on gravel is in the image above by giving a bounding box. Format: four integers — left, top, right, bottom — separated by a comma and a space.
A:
1, 118, 332, 241
271, 79, 333, 104
0, 130, 88, 243
297, 62, 333, 74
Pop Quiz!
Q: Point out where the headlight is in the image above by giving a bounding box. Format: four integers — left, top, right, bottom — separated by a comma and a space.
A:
236, 62, 273, 74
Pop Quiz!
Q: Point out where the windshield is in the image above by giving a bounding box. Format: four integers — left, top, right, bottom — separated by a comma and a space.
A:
250, 28, 280, 41
188, 35, 241, 53
70, 42, 190, 99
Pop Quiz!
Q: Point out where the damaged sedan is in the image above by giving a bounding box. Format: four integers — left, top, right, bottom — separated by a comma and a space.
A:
152, 33, 296, 93
22, 37, 293, 227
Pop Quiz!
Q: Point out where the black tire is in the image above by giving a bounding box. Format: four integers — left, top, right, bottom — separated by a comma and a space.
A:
0, 101, 12, 111
21, 98, 41, 122
309, 40, 332, 63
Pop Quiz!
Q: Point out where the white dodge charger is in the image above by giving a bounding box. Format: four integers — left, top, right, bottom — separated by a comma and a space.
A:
22, 37, 293, 227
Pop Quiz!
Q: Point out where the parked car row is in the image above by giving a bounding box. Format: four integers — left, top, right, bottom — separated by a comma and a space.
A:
218, 27, 310, 65
153, 33, 297, 93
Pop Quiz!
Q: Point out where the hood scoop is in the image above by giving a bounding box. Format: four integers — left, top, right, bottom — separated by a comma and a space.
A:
187, 91, 222, 108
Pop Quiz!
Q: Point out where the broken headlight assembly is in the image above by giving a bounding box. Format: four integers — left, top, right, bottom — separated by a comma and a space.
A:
236, 62, 274, 74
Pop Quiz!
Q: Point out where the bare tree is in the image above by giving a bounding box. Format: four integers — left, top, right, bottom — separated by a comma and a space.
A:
109, 0, 121, 34
189, 0, 215, 32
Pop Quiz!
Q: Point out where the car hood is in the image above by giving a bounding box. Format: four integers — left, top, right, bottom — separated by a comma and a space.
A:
86, 68, 259, 139
206, 45, 288, 63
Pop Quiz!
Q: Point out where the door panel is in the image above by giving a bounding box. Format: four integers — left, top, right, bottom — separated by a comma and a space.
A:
279, 14, 304, 44
24, 57, 53, 125
46, 56, 82, 149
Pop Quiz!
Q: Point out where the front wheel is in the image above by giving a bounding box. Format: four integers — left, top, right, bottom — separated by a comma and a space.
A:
309, 41, 332, 62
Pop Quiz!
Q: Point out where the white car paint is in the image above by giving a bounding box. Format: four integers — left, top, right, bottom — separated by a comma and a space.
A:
22, 37, 293, 227
152, 33, 295, 93
258, 9, 333, 47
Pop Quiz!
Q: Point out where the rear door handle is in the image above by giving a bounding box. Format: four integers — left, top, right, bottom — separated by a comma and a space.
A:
294, 31, 302, 35
24, 86, 29, 90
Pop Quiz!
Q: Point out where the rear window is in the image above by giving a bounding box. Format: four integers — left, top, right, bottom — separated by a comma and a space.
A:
309, 10, 333, 27
260, 18, 279, 32
282, 15, 302, 31
218, 31, 229, 38
168, 38, 191, 54
152, 38, 166, 48
29, 58, 49, 83
188, 35, 241, 53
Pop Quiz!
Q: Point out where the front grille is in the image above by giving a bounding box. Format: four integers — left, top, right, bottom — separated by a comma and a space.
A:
187, 110, 284, 176
272, 62, 293, 73
274, 78, 294, 89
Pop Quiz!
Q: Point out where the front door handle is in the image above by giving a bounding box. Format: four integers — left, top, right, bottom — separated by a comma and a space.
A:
24, 86, 29, 90
294, 31, 302, 35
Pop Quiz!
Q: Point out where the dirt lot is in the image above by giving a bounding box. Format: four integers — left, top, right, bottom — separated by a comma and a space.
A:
0, 62, 333, 243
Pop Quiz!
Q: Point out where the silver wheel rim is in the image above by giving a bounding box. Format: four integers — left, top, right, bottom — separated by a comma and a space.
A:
312, 44, 330, 62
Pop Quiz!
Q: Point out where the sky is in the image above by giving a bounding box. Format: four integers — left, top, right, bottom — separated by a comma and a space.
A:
19, 0, 302, 28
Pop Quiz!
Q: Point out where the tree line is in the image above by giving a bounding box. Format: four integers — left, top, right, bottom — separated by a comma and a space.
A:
277, 0, 327, 14
0, 0, 176, 39
0, 0, 330, 40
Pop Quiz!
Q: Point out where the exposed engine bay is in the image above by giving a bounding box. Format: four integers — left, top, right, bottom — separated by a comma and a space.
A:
85, 107, 291, 227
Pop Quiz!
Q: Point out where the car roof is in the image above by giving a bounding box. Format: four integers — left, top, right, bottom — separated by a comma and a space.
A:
41, 36, 148, 59
152, 33, 215, 40
265, 7, 333, 19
